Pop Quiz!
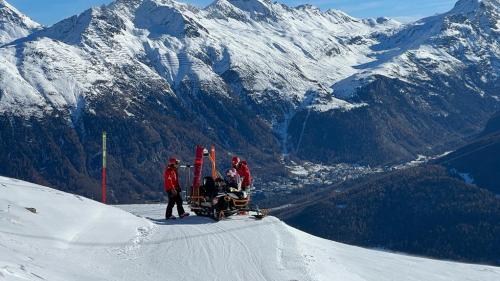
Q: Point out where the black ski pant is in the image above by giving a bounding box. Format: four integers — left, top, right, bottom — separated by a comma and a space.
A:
165, 188, 185, 218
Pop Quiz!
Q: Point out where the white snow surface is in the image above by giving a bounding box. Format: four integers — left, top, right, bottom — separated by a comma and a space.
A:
1, 176, 500, 281
0, 0, 40, 45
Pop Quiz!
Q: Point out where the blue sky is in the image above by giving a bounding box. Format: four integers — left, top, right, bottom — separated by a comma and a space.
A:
8, 0, 458, 25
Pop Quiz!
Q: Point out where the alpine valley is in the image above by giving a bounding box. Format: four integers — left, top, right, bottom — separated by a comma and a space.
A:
0, 0, 499, 203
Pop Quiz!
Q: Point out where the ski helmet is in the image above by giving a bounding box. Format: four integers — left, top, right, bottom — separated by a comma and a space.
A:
232, 156, 241, 166
169, 158, 180, 165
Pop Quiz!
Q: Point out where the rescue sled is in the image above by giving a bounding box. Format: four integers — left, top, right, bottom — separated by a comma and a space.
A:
183, 145, 268, 221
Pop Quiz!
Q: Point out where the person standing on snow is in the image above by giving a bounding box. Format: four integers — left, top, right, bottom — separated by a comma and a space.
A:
164, 158, 190, 220
232, 156, 252, 191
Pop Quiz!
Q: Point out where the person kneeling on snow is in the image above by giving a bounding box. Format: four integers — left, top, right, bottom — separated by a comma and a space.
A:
164, 158, 190, 220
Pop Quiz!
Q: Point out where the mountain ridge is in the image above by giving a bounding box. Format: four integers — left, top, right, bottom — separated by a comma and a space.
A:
0, 0, 499, 202
0, 0, 41, 44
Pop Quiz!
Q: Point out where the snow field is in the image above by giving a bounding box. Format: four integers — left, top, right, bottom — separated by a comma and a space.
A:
1, 176, 500, 280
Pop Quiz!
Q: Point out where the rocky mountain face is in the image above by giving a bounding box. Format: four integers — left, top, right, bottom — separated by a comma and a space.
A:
0, 0, 40, 44
291, 0, 500, 164
0, 0, 499, 202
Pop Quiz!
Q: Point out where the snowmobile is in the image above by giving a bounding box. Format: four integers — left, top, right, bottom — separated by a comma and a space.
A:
184, 145, 267, 221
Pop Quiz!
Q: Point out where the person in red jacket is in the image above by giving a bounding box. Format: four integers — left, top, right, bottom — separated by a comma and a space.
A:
232, 156, 252, 191
164, 158, 189, 220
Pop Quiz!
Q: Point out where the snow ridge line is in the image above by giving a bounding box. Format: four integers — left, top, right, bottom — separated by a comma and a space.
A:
0, 219, 282, 247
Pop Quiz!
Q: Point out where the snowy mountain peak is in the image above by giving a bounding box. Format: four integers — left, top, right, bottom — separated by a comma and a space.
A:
0, 0, 416, 120
226, 0, 273, 11
0, 0, 41, 44
442, 0, 499, 34
451, 0, 481, 14
0, 0, 13, 9
0, 1, 40, 28
205, 0, 249, 20
134, 0, 204, 37
295, 4, 320, 12
362, 16, 401, 28
114, 0, 143, 5
39, 6, 123, 45
208, 0, 278, 21
450, 0, 499, 15
331, 0, 499, 98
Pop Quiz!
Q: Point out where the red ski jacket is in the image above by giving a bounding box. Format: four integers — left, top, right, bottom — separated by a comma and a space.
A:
237, 161, 252, 188
164, 167, 179, 192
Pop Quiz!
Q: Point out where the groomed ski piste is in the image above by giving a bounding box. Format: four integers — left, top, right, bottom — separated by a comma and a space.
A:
1, 176, 499, 281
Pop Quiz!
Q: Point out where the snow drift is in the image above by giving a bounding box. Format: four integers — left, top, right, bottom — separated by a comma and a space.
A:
0, 176, 499, 281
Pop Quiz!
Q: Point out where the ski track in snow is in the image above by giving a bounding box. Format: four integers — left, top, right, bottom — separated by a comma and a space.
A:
1, 177, 500, 281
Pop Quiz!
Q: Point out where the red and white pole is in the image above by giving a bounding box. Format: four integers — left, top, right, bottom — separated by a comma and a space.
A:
211, 144, 216, 179
102, 131, 107, 204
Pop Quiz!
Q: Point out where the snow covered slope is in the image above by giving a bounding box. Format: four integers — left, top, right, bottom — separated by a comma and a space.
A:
0, 0, 40, 45
0, 0, 399, 118
1, 176, 499, 281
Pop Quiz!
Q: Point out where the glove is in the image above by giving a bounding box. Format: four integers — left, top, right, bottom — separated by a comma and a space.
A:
171, 189, 178, 196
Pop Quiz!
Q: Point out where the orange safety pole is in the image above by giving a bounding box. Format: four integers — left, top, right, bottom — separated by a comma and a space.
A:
102, 131, 107, 204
